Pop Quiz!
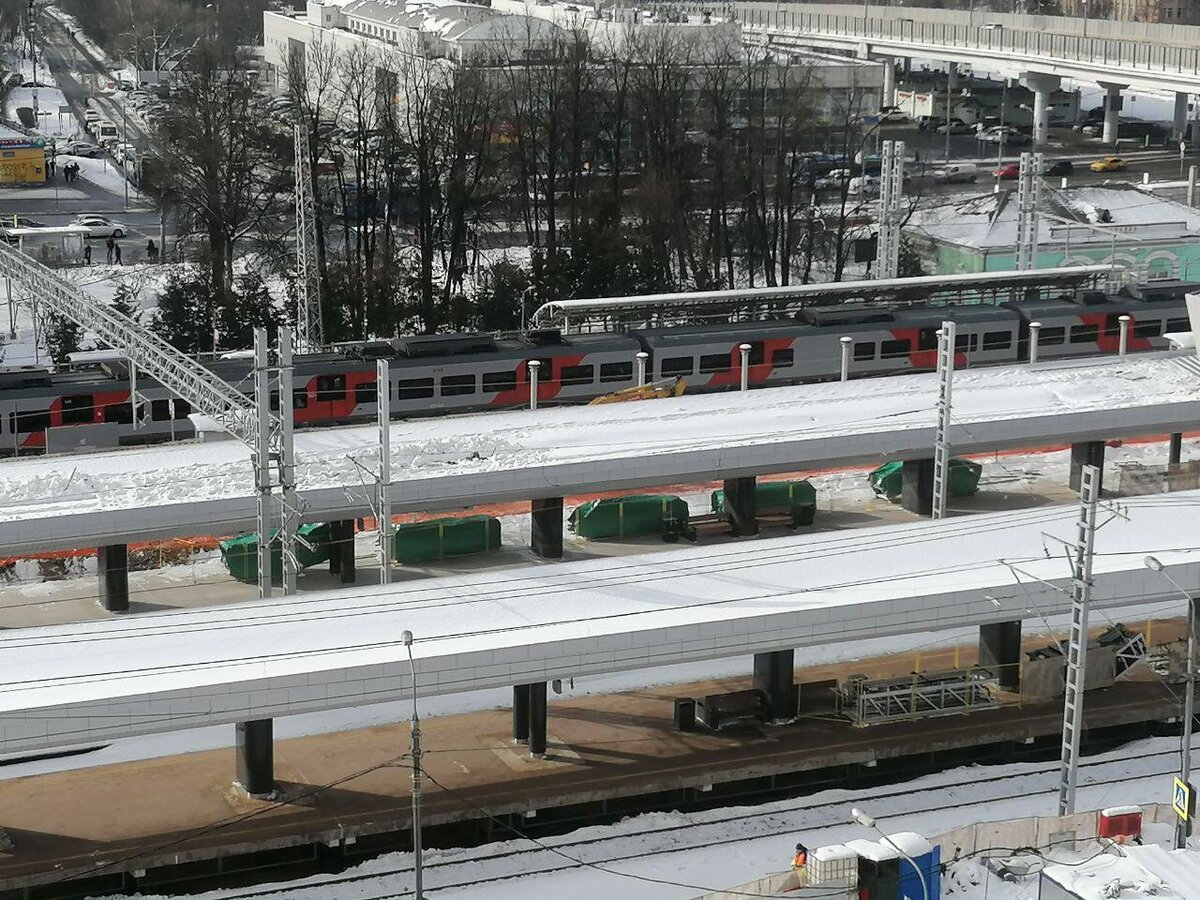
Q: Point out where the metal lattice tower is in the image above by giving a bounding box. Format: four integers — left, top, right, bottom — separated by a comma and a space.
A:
1014, 151, 1044, 271
875, 139, 906, 279
932, 320, 956, 520
1057, 463, 1101, 815
294, 123, 323, 353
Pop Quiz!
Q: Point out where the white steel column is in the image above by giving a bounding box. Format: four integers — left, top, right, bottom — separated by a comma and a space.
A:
1029, 321, 1042, 364
739, 343, 751, 391
1057, 464, 1101, 815
1118, 315, 1130, 356
840, 335, 853, 382
277, 328, 298, 596
253, 328, 275, 600
528, 360, 540, 411
932, 320, 956, 521
1015, 151, 1043, 271
636, 351, 648, 386
875, 139, 905, 279
377, 359, 393, 585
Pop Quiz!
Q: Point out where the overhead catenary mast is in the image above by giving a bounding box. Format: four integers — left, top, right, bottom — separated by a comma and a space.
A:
294, 121, 324, 354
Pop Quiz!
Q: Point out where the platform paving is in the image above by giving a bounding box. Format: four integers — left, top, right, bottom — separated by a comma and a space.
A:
0, 618, 1183, 891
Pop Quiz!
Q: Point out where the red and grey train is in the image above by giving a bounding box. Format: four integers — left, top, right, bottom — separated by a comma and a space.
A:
1, 283, 1193, 455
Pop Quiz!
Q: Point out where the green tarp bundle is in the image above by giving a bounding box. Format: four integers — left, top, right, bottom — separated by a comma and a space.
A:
710, 480, 818, 526
569, 494, 690, 539
868, 459, 983, 500
219, 522, 332, 584
392, 515, 501, 564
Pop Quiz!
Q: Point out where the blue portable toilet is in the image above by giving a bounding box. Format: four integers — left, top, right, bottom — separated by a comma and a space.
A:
846, 833, 941, 900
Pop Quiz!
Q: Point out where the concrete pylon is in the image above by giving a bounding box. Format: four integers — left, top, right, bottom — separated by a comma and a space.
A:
1174, 91, 1189, 142
1097, 81, 1127, 146
1022, 72, 1062, 146
881, 57, 896, 109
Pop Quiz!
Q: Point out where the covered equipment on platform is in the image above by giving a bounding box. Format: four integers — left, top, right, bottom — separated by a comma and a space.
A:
219, 522, 332, 583
568, 494, 690, 539
392, 514, 502, 564
869, 458, 982, 500
710, 479, 817, 526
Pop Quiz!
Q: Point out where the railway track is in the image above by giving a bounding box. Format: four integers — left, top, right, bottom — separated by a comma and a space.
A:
204, 740, 1189, 900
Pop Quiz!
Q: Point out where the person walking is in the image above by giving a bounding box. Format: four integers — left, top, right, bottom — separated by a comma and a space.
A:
105, 235, 115, 264
113, 241, 122, 265
82, 243, 91, 266
146, 239, 158, 262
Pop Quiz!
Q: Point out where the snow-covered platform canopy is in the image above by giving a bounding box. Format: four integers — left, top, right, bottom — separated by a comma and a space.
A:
1, 352, 1199, 556
1, 489, 1197, 754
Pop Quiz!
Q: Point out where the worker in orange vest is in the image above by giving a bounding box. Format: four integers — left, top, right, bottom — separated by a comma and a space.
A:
793, 842, 809, 877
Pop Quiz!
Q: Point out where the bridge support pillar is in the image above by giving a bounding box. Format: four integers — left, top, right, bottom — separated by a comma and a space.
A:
512, 684, 531, 743
1022, 72, 1061, 147
531, 497, 564, 559
881, 57, 896, 109
979, 621, 1022, 692
723, 476, 758, 536
235, 719, 275, 797
329, 520, 356, 584
753, 650, 796, 723
1172, 91, 1190, 142
1098, 81, 1127, 146
900, 458, 935, 517
528, 681, 548, 757
1171, 432, 1184, 465
1069, 441, 1105, 492
97, 544, 130, 613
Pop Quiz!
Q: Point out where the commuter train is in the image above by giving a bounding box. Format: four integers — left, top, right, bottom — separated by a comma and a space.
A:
1, 281, 1193, 455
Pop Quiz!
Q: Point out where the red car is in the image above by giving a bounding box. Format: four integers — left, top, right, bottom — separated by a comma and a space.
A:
993, 163, 1021, 180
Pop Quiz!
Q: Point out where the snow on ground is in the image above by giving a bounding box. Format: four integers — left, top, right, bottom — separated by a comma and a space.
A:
86, 733, 1200, 900
0, 352, 1195, 522
67, 154, 144, 202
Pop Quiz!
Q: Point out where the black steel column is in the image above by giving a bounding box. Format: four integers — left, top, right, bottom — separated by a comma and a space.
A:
530, 497, 564, 559
900, 458, 935, 516
1170, 432, 1184, 465
723, 476, 758, 536
235, 719, 275, 797
528, 682, 548, 757
979, 620, 1023, 692
1069, 441, 1105, 492
328, 520, 342, 576
753, 649, 796, 722
338, 520, 356, 584
512, 684, 531, 743
97, 544, 129, 612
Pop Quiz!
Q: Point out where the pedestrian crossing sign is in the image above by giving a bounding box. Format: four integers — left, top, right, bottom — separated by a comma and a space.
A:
1173, 777, 1193, 821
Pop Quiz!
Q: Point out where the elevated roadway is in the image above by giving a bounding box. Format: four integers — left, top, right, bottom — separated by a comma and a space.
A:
1, 486, 1197, 754
1, 352, 1199, 556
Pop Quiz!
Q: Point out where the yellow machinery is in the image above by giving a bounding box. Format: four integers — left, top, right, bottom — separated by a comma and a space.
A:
588, 376, 686, 405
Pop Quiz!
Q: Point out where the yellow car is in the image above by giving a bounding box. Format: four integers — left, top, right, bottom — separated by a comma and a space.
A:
1090, 156, 1127, 172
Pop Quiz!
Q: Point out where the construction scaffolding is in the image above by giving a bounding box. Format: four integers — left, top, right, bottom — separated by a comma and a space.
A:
838, 668, 998, 727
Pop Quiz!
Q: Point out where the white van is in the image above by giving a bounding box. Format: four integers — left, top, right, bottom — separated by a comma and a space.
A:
932, 162, 979, 184
95, 121, 119, 145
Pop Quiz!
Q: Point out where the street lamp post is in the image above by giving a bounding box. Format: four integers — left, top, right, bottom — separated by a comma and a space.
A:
401, 630, 425, 900
1143, 557, 1196, 850
849, 807, 930, 900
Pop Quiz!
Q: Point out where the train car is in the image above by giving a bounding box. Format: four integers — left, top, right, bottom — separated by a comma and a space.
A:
1004, 293, 1189, 360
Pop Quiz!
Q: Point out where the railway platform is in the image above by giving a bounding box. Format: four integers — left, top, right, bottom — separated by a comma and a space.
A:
0, 619, 1186, 899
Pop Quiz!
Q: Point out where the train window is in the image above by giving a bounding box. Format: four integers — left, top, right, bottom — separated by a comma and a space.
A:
104, 403, 133, 424
982, 331, 1012, 351
9, 409, 50, 434
560, 365, 594, 386
1039, 326, 1065, 346
483, 371, 517, 393
853, 341, 875, 361
661, 356, 694, 377
355, 383, 377, 405
880, 339, 910, 360
918, 328, 939, 351
1070, 323, 1098, 344
60, 394, 94, 425
172, 399, 191, 419
1168, 317, 1191, 332
772, 348, 794, 368
600, 361, 633, 383
293, 389, 308, 409
954, 333, 979, 353
151, 399, 187, 421
316, 374, 347, 402
1134, 319, 1163, 338
748, 342, 765, 366
1104, 314, 1124, 337
440, 374, 476, 396
699, 353, 731, 374
269, 391, 280, 412
398, 378, 434, 399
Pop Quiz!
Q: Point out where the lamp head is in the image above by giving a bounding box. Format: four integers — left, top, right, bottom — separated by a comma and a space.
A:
1144, 556, 1165, 572
401, 630, 414, 646
850, 807, 876, 828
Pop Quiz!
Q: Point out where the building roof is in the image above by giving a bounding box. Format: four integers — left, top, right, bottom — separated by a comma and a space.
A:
908, 183, 1200, 250
1041, 845, 1200, 900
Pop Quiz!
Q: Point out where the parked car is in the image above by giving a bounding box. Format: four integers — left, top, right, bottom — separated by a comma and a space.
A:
936, 119, 974, 135
916, 115, 939, 131
71, 214, 129, 238
63, 140, 102, 157
878, 107, 908, 124
1043, 159, 1075, 177
993, 162, 1021, 180
931, 162, 979, 183
981, 126, 1031, 146
815, 168, 853, 190
1090, 156, 1127, 172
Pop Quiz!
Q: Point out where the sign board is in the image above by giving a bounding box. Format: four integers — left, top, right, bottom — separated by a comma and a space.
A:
1173, 777, 1194, 821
